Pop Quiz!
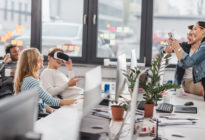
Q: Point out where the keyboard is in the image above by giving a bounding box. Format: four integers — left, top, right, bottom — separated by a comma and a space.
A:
99, 98, 109, 106
156, 103, 173, 113
80, 132, 100, 140
137, 101, 146, 110
92, 112, 111, 119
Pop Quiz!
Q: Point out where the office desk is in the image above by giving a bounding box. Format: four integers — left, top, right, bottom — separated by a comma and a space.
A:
157, 93, 205, 140
34, 93, 205, 140
111, 93, 205, 140
34, 101, 83, 140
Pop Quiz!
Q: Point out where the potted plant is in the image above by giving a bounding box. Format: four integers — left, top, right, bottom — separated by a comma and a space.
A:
123, 67, 141, 93
111, 100, 128, 121
139, 53, 180, 118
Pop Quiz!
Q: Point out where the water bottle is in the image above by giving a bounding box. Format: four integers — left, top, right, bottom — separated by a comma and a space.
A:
104, 84, 110, 93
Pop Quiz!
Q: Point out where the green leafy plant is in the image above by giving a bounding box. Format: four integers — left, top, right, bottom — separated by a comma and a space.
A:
140, 53, 180, 104
111, 100, 129, 111
123, 67, 141, 92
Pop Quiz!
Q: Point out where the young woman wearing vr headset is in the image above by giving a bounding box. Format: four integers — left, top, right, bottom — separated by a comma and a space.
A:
40, 48, 82, 99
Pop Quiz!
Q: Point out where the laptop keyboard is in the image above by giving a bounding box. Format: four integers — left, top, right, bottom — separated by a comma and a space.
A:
156, 103, 173, 113
137, 101, 146, 110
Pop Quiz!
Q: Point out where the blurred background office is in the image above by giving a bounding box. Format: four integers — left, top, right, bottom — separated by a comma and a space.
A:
0, 0, 205, 88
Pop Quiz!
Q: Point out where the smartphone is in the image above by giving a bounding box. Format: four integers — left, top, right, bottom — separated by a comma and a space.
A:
7, 53, 10, 58
168, 32, 173, 39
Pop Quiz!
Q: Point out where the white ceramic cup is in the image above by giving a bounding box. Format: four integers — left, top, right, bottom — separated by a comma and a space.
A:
176, 88, 184, 96
104, 59, 110, 66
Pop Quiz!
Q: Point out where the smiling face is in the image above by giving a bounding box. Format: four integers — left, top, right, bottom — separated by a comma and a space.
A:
187, 29, 195, 45
47, 48, 64, 69
192, 23, 205, 43
48, 52, 63, 69
10, 46, 20, 61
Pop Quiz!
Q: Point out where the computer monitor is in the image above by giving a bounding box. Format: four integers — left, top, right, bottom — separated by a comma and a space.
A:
0, 88, 38, 140
115, 54, 127, 101
83, 66, 102, 117
128, 68, 149, 140
130, 49, 137, 69
113, 68, 149, 140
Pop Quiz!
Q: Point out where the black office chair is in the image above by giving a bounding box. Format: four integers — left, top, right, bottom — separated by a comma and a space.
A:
0, 84, 14, 99
38, 112, 50, 120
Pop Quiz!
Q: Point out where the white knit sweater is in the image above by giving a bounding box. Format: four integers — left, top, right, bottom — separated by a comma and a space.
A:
40, 68, 83, 99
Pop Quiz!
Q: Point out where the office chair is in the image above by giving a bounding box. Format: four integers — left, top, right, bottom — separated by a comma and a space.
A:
38, 112, 50, 120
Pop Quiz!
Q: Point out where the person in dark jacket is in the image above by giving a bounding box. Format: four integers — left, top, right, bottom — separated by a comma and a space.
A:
0, 44, 20, 98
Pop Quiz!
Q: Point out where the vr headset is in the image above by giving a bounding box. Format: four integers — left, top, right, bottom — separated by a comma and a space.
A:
49, 52, 70, 61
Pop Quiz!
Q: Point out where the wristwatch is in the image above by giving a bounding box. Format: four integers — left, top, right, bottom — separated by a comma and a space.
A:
177, 47, 182, 52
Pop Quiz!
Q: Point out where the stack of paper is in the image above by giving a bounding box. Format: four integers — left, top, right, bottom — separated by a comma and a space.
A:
151, 118, 196, 126
160, 115, 199, 121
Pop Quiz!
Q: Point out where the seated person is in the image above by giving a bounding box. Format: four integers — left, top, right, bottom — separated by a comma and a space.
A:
0, 44, 20, 98
40, 48, 83, 99
14, 48, 80, 113
163, 25, 204, 96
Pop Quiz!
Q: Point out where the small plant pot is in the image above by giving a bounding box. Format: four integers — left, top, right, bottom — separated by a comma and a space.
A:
144, 104, 154, 118
111, 105, 124, 121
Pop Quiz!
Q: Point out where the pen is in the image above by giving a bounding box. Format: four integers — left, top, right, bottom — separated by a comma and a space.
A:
172, 134, 184, 137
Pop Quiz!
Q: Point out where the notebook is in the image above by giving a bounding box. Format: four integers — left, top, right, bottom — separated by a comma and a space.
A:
174, 105, 197, 114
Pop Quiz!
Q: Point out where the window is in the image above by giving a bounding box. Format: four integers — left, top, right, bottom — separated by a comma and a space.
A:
97, 0, 142, 59
41, 0, 83, 57
11, 1, 14, 21
24, 3, 28, 22
0, 0, 31, 56
152, 0, 205, 64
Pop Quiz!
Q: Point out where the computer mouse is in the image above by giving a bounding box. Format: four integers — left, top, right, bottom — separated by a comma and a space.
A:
184, 101, 194, 106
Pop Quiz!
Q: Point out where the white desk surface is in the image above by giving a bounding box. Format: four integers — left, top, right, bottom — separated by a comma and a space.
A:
157, 93, 205, 140
117, 92, 205, 140
34, 100, 83, 140
34, 92, 205, 140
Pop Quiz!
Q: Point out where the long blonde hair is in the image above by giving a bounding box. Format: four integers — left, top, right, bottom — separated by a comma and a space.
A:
14, 48, 41, 94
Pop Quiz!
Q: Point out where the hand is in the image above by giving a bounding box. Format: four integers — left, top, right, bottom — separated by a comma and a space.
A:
3, 54, 12, 64
68, 99, 77, 104
45, 106, 55, 113
164, 46, 173, 54
64, 59, 72, 71
67, 76, 81, 87
168, 39, 179, 50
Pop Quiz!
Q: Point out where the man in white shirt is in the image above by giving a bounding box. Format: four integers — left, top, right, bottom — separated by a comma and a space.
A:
40, 48, 82, 99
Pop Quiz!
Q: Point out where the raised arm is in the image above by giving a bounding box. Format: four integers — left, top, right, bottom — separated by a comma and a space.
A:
170, 39, 205, 68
